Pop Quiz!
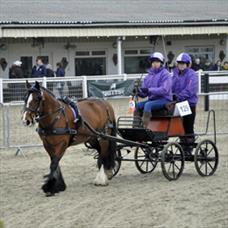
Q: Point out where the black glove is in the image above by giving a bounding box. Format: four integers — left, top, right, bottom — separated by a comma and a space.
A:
132, 88, 137, 94
137, 88, 148, 98
173, 94, 178, 101
140, 87, 149, 94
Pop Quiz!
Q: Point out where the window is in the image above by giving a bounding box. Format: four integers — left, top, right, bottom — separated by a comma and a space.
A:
75, 50, 106, 76
185, 46, 215, 64
75, 58, 106, 76
124, 49, 151, 73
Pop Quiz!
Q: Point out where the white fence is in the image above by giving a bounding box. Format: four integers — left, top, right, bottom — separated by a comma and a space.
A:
0, 71, 228, 104
0, 71, 228, 151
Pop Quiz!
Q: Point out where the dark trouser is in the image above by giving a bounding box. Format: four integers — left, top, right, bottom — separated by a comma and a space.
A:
180, 106, 196, 154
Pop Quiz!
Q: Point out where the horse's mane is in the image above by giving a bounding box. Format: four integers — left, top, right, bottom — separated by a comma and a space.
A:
41, 86, 56, 98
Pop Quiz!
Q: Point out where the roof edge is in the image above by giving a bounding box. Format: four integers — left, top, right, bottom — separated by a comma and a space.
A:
0, 19, 228, 28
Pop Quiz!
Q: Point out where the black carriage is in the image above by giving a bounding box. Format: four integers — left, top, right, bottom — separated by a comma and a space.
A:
111, 109, 219, 181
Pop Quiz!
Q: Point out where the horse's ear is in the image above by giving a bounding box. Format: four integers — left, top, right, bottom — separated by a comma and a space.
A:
35, 81, 40, 90
26, 80, 31, 89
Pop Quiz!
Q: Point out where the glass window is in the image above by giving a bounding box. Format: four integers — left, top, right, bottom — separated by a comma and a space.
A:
140, 49, 151, 54
92, 51, 106, 56
185, 46, 215, 63
75, 58, 106, 76
76, 51, 90, 56
124, 56, 150, 74
125, 50, 138, 55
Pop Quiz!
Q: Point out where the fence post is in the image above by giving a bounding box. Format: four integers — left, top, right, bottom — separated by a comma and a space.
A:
197, 70, 202, 94
82, 76, 88, 98
42, 77, 47, 88
204, 73, 209, 111
0, 78, 3, 103
123, 73, 127, 81
3, 104, 10, 148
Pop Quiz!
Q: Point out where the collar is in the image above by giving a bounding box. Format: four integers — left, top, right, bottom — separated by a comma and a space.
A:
148, 66, 164, 74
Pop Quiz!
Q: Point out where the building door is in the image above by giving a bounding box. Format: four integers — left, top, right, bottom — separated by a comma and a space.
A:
20, 56, 33, 78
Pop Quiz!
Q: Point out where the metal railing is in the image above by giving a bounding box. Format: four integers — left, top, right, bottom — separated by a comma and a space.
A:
0, 71, 227, 152
0, 92, 227, 151
0, 71, 228, 103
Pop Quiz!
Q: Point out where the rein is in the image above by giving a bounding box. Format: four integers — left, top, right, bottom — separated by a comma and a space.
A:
24, 87, 78, 136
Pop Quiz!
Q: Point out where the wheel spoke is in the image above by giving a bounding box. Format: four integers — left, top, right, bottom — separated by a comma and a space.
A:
146, 161, 149, 171
205, 162, 208, 175
139, 160, 145, 168
207, 147, 214, 156
207, 161, 214, 171
172, 163, 176, 179
199, 162, 204, 171
167, 162, 172, 173
174, 162, 181, 171
174, 147, 179, 155
205, 141, 208, 150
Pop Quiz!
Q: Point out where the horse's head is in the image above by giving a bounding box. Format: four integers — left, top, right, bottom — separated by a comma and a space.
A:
22, 81, 42, 126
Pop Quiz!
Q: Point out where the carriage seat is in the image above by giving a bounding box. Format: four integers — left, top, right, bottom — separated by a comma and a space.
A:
151, 102, 175, 117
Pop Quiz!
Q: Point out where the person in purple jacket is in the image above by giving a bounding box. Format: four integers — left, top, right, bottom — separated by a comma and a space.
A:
172, 52, 198, 155
134, 52, 172, 127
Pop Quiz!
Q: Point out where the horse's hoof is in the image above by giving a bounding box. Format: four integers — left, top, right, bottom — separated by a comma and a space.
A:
42, 183, 49, 193
93, 178, 109, 186
58, 183, 66, 192
105, 169, 113, 180
45, 192, 55, 197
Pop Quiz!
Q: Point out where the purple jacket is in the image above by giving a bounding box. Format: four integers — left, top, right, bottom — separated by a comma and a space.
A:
172, 67, 198, 106
141, 67, 172, 101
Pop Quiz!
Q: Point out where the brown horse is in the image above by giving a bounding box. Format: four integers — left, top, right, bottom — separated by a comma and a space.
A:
22, 81, 117, 196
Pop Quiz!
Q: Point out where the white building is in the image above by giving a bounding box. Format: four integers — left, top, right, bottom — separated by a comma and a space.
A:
0, 0, 228, 78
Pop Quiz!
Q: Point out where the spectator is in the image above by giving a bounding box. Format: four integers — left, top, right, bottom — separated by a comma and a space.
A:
192, 58, 202, 71
32, 57, 47, 77
46, 64, 54, 91
213, 60, 222, 71
56, 62, 65, 97
222, 61, 228, 70
9, 60, 23, 78
203, 60, 214, 71
8, 60, 24, 99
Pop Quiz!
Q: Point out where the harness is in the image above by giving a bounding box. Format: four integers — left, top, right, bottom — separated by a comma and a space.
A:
24, 87, 79, 136
24, 88, 115, 142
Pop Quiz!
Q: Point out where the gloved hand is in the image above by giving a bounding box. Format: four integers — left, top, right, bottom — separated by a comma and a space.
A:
140, 87, 149, 94
132, 88, 137, 95
137, 88, 148, 98
173, 94, 179, 101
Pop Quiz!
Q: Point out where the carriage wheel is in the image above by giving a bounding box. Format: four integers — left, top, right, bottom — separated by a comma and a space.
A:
194, 139, 219, 177
161, 142, 185, 181
112, 149, 122, 177
134, 147, 158, 174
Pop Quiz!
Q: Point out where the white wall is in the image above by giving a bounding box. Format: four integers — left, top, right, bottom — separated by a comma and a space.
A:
0, 35, 226, 78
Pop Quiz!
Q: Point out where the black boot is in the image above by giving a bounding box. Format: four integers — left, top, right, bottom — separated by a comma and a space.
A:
142, 112, 151, 128
133, 110, 142, 128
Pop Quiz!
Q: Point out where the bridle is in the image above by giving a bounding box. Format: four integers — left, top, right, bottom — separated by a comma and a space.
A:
24, 86, 64, 123
23, 85, 79, 137
24, 86, 43, 118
